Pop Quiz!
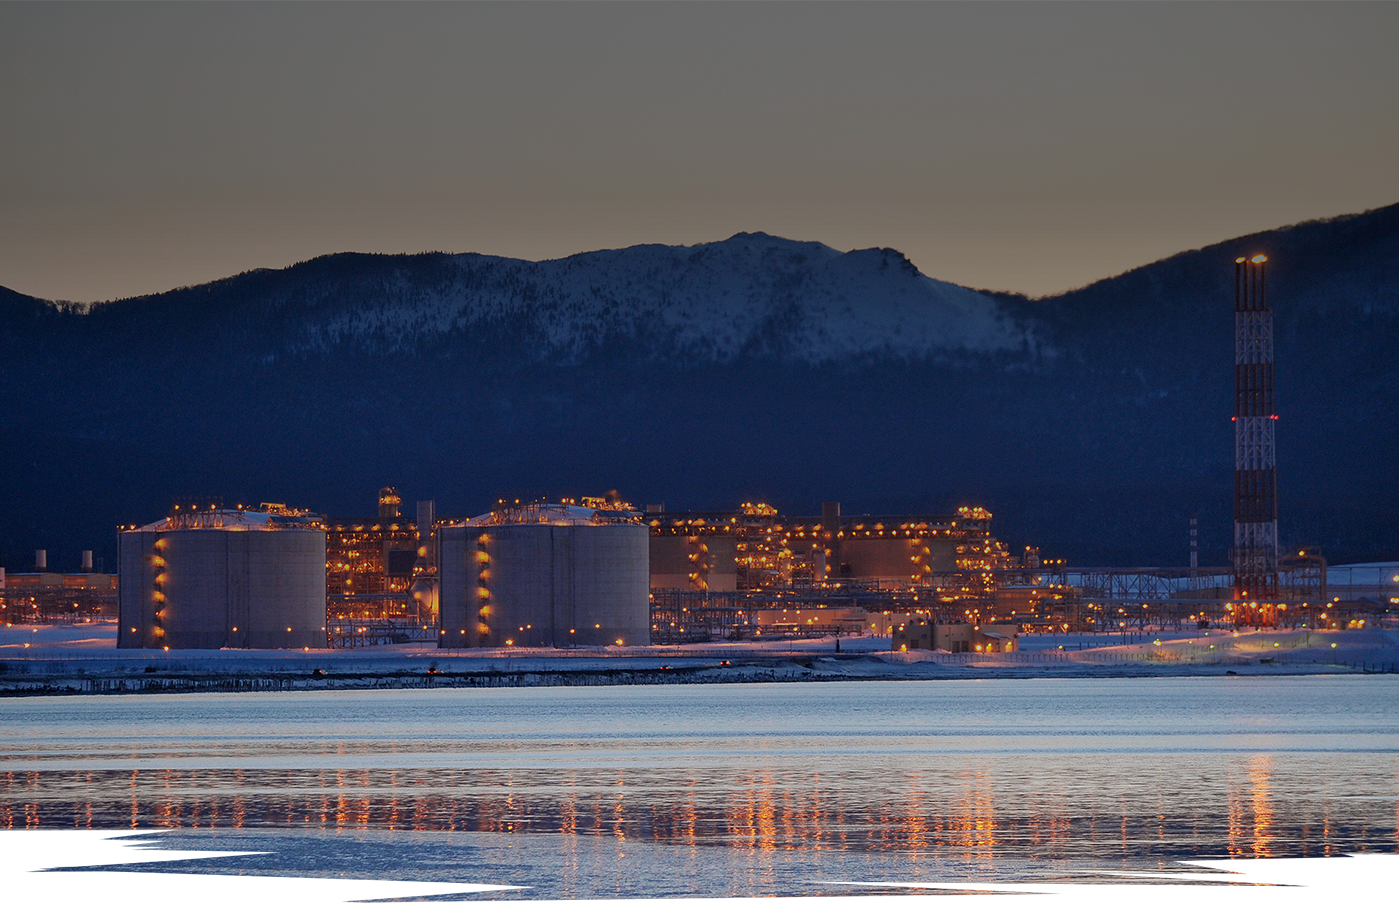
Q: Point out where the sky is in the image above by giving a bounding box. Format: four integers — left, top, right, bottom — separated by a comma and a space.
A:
3, 1, 1398, 304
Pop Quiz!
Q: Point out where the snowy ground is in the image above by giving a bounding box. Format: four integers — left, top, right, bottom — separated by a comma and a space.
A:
0, 619, 118, 649
2, 619, 1396, 691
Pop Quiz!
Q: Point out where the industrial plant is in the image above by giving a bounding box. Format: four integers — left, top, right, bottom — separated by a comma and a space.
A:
85, 490, 1069, 652
2, 254, 1393, 652
3, 483, 1390, 653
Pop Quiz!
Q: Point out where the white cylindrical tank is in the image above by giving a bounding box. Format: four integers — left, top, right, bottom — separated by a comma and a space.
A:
118, 509, 326, 650
439, 504, 649, 649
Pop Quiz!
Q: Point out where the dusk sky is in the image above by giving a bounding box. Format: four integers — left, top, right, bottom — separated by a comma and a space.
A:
4, 1, 1398, 304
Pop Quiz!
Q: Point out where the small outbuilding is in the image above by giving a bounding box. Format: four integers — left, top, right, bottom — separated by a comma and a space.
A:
893, 617, 1019, 653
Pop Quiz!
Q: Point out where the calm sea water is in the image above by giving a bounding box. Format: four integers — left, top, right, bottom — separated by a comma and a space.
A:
3, 677, 1398, 898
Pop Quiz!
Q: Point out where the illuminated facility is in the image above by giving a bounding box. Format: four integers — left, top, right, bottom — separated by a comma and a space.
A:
645, 502, 1081, 643
108, 493, 1080, 650
647, 502, 1006, 590
324, 488, 439, 648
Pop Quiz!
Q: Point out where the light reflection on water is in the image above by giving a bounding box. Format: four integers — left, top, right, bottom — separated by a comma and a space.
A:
2, 677, 1398, 897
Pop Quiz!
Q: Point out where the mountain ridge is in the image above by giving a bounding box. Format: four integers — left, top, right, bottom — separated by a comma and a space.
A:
5, 233, 1031, 365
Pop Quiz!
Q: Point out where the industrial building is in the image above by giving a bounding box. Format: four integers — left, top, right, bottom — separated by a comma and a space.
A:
0, 549, 117, 624
892, 617, 1019, 653
644, 502, 1046, 641
646, 502, 1008, 592
118, 504, 327, 650
438, 501, 649, 649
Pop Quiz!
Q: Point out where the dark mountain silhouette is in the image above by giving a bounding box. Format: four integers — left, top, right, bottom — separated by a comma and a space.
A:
2, 207, 1396, 573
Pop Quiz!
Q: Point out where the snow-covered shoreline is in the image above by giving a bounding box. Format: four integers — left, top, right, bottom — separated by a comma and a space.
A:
2, 622, 1396, 696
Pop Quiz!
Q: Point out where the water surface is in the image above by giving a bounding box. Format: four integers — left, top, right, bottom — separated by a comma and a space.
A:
3, 677, 1396, 898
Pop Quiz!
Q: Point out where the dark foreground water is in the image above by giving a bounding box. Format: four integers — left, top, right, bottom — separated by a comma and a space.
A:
3, 677, 1397, 899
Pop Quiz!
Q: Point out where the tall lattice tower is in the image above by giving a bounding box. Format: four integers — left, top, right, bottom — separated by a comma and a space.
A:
1233, 254, 1279, 600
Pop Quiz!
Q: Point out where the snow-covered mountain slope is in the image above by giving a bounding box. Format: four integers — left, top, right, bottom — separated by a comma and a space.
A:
165, 233, 1031, 362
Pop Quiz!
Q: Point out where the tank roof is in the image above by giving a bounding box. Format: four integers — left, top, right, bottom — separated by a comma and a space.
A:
126, 509, 323, 532
454, 503, 642, 527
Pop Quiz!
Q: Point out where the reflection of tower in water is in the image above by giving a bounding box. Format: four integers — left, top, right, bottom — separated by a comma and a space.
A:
1227, 754, 1276, 858
950, 766, 998, 861
1249, 754, 1275, 858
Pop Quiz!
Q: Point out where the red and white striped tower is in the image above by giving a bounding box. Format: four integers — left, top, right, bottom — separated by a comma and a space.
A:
1233, 254, 1279, 602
